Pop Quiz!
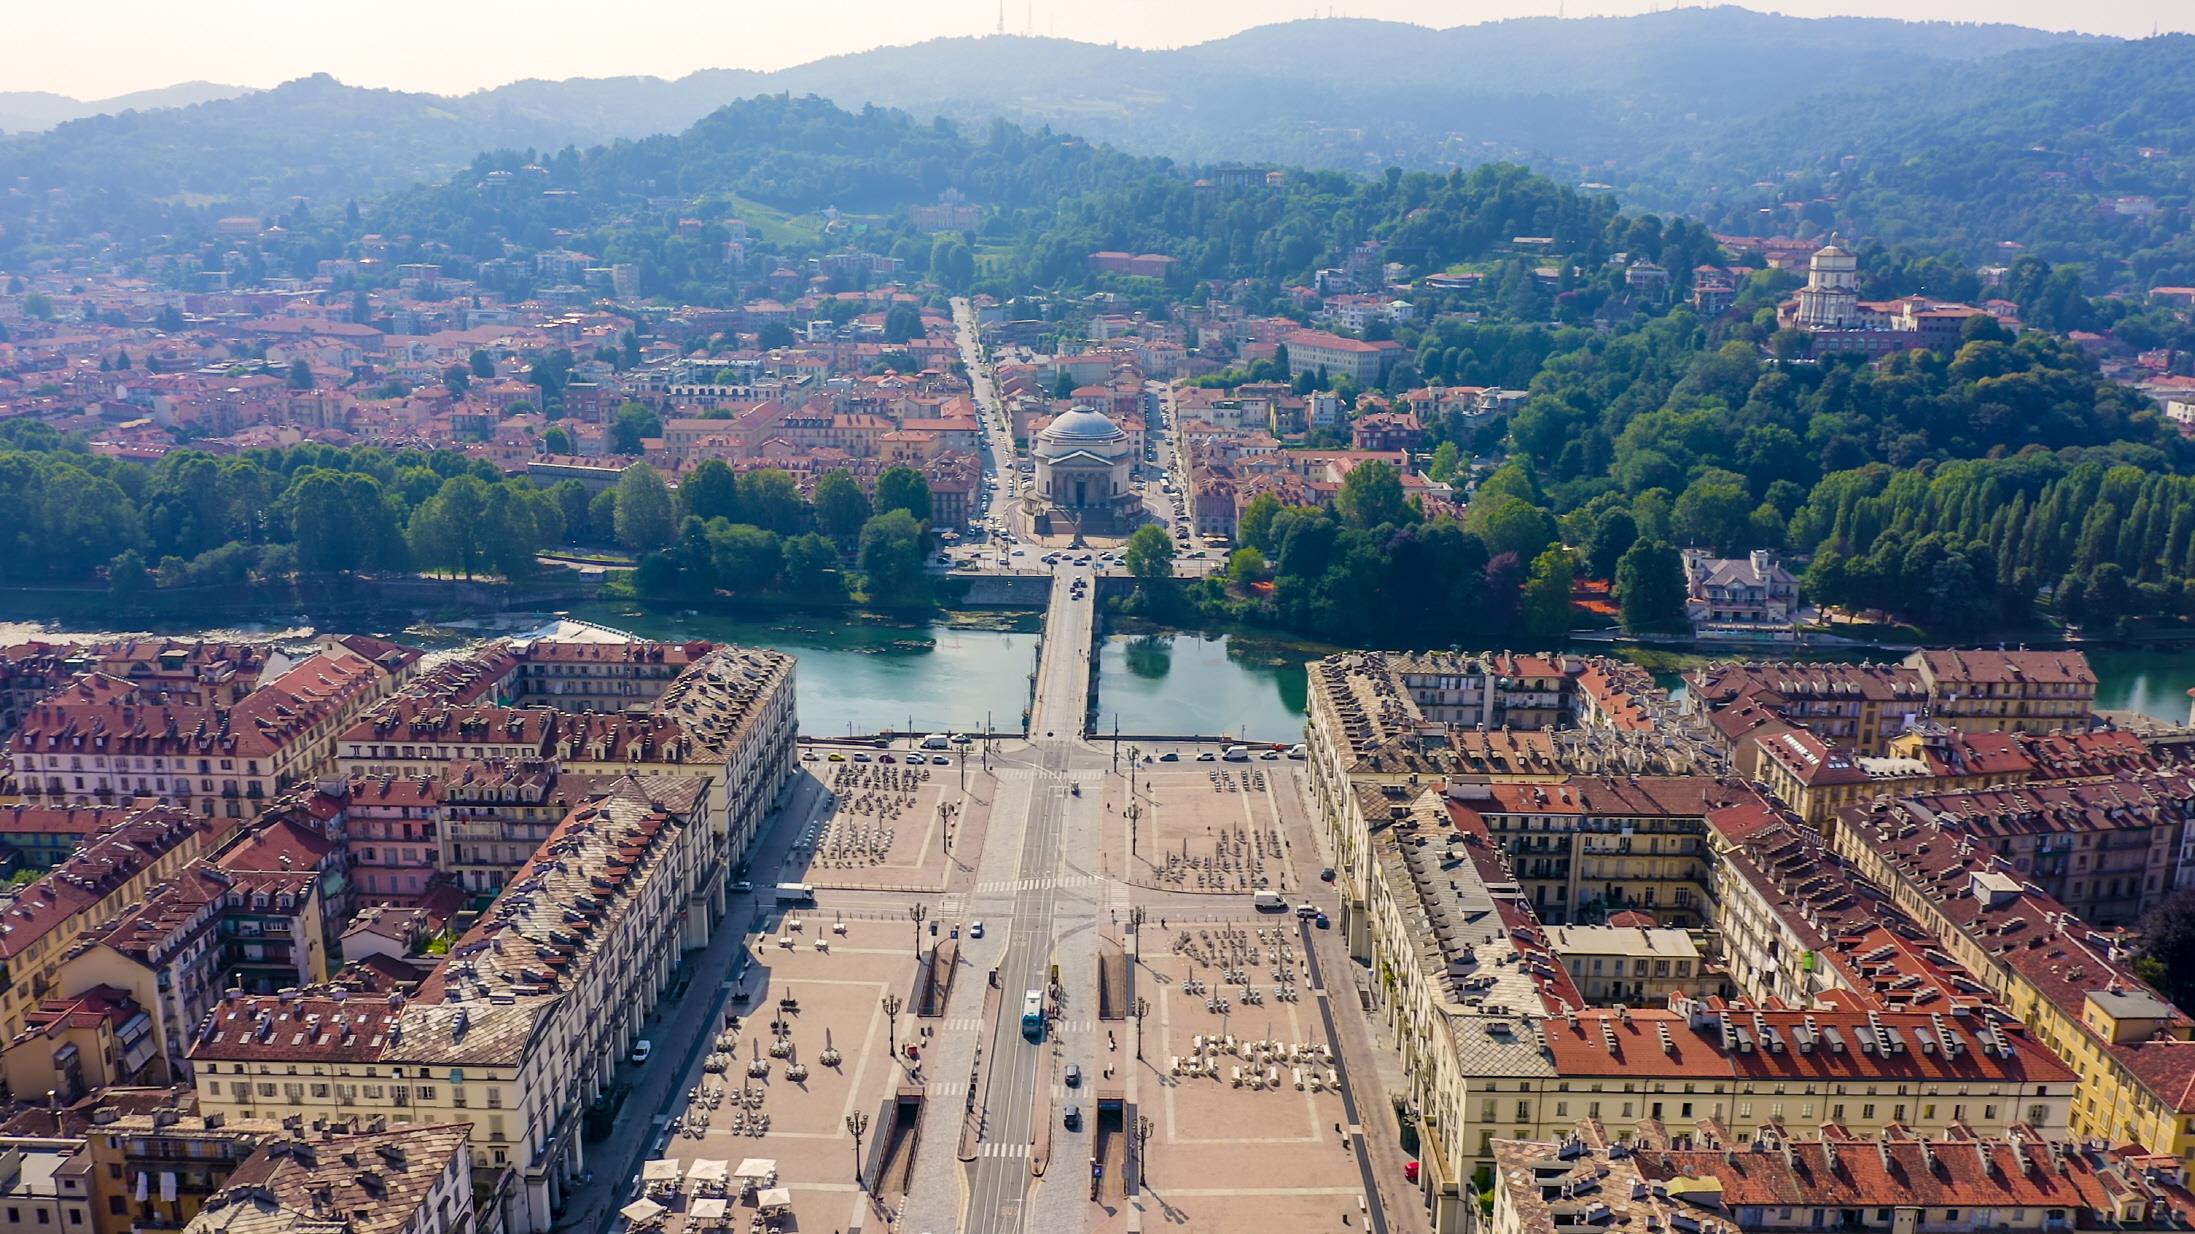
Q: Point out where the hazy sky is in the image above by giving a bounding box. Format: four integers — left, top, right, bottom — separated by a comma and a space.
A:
19, 0, 2188, 99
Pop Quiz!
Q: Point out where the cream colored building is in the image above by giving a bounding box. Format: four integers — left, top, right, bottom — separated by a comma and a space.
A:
189, 776, 716, 1234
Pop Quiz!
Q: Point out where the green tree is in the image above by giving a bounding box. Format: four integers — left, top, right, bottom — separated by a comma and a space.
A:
782, 531, 844, 596
547, 479, 591, 544
610, 402, 661, 454
1585, 509, 1638, 580
1428, 441, 1462, 483
680, 458, 741, 523
875, 466, 932, 522
738, 468, 807, 535
443, 364, 470, 397
1520, 547, 1576, 637
1337, 460, 1410, 529
1125, 524, 1175, 586
1225, 546, 1271, 586
287, 359, 314, 390
813, 469, 872, 540
107, 549, 150, 608
542, 425, 574, 455
470, 348, 495, 379
586, 488, 618, 544
1240, 493, 1285, 555
857, 509, 927, 601
613, 464, 677, 551
1465, 496, 1557, 562
408, 475, 495, 578
707, 520, 783, 590
1672, 471, 1756, 555
1615, 539, 1688, 633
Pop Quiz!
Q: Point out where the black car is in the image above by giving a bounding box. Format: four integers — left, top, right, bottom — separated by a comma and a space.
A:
1065, 1064, 1082, 1087
1063, 1105, 1082, 1130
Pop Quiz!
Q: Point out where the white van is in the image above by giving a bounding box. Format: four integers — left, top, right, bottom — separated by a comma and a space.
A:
920, 733, 952, 750
1253, 891, 1286, 911
1222, 745, 1249, 762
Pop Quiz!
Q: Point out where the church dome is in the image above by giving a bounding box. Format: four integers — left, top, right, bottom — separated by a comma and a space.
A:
1040, 407, 1126, 447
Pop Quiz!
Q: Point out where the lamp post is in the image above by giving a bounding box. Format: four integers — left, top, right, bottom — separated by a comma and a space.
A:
909, 904, 928, 957
1135, 1113, 1154, 1192
1133, 995, 1149, 1061
846, 1111, 870, 1188
881, 993, 902, 1060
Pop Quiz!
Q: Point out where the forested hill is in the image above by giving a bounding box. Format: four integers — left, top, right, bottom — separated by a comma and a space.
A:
1617, 34, 2195, 290
0, 9, 2080, 231
356, 95, 1681, 307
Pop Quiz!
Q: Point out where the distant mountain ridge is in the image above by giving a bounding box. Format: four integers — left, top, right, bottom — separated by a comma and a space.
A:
0, 81, 247, 134
0, 8, 2089, 201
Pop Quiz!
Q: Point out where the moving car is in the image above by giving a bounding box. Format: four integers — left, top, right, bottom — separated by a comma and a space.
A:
1063, 1105, 1082, 1130
1065, 1064, 1082, 1088
630, 1039, 653, 1065
970, 920, 985, 938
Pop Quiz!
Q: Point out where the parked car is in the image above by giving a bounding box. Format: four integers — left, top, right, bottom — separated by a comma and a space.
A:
1065, 1064, 1082, 1088
1159, 751, 1180, 762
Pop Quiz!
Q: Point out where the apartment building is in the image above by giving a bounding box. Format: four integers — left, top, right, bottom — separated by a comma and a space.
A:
1703, 803, 1999, 1018
508, 641, 711, 714
1448, 777, 1748, 927
1905, 649, 2098, 737
435, 761, 613, 898
75, 1102, 286, 1234
1862, 774, 2192, 926
1491, 1124, 2195, 1234
183, 1122, 474, 1234
0, 808, 235, 1051
11, 647, 411, 820
1686, 662, 1930, 760
1357, 788, 2077, 1234
0, 1138, 94, 1234
1306, 652, 1712, 953
1834, 802, 2195, 1161
190, 775, 717, 1234
0, 986, 161, 1101
1544, 926, 1707, 1005
338, 643, 796, 867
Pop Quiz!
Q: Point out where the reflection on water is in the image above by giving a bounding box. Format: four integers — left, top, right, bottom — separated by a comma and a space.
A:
1095, 629, 1313, 743
2086, 649, 2195, 725
562, 602, 1040, 737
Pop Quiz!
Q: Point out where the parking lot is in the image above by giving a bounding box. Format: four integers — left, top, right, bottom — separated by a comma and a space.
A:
1103, 761, 1305, 895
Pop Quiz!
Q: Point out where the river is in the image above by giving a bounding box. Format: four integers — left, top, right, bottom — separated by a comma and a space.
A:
1, 608, 2189, 739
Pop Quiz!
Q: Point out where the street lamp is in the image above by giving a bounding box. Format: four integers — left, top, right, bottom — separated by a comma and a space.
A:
1133, 995, 1149, 1061
881, 993, 902, 1060
846, 1111, 870, 1188
1135, 1113, 1154, 1191
909, 904, 928, 957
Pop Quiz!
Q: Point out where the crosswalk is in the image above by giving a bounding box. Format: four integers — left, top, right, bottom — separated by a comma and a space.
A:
941, 1016, 984, 1033
927, 1080, 965, 1099
976, 1142, 1031, 1159
975, 874, 1105, 893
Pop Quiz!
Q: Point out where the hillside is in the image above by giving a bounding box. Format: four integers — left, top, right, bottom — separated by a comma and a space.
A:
1613, 34, 2195, 287
0, 9, 2084, 208
0, 81, 246, 133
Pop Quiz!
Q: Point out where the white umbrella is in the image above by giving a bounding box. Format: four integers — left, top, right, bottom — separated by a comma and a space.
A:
618, 1198, 665, 1224
687, 1159, 729, 1188
690, 1197, 729, 1220
640, 1159, 682, 1183
733, 1158, 778, 1181
756, 1186, 793, 1211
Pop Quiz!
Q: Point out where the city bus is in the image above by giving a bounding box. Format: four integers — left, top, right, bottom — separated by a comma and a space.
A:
1021, 990, 1045, 1040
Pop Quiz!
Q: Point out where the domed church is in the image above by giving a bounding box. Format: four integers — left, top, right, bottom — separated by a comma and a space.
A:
1028, 406, 1139, 536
